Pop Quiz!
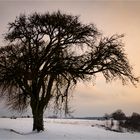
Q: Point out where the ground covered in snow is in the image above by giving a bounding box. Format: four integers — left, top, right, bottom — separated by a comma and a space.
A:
0, 118, 140, 140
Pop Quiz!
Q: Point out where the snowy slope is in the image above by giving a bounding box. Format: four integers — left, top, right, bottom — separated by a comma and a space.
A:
0, 118, 140, 140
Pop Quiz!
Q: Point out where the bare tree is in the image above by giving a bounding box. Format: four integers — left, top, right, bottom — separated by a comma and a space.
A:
0, 11, 138, 132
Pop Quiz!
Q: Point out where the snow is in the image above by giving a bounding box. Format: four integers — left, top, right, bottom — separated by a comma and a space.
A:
0, 118, 140, 140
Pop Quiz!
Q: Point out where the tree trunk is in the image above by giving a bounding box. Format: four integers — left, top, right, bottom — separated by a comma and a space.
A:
32, 110, 44, 132
30, 75, 54, 132
31, 100, 45, 132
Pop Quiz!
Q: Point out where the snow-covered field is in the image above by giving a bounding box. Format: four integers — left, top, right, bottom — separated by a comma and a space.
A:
0, 118, 140, 140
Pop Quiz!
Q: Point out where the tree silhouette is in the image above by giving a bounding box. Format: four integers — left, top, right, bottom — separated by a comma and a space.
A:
111, 109, 126, 120
125, 112, 140, 131
0, 11, 138, 132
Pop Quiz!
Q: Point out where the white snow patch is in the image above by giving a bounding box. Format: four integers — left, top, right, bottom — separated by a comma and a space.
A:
0, 118, 140, 140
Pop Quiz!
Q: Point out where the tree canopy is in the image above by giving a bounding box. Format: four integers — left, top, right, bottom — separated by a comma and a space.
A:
0, 11, 138, 131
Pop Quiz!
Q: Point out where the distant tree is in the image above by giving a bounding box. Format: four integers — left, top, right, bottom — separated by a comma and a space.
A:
124, 112, 140, 131
130, 112, 140, 122
0, 11, 138, 132
111, 109, 126, 120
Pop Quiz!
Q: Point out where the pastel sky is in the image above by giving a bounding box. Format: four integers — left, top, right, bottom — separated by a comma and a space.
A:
0, 0, 140, 117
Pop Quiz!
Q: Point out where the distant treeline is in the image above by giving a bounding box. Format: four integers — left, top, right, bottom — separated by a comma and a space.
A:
104, 109, 140, 132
